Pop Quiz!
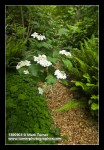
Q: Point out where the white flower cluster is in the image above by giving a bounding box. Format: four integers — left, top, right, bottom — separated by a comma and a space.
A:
23, 70, 29, 74
31, 32, 46, 40
38, 87, 43, 95
54, 69, 67, 79
59, 50, 71, 56
16, 60, 31, 69
33, 54, 52, 67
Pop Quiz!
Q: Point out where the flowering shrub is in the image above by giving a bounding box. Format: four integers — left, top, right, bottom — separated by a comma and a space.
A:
57, 35, 99, 118
16, 32, 69, 89
16, 32, 98, 119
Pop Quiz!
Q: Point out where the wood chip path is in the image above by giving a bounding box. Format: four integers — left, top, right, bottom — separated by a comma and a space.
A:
45, 82, 99, 145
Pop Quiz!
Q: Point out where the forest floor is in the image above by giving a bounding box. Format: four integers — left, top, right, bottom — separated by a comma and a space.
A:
45, 82, 99, 145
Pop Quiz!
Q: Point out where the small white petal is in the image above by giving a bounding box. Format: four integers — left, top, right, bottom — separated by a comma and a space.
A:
59, 50, 71, 56
16, 60, 31, 69
33, 54, 52, 67
31, 32, 46, 40
54, 69, 67, 79
23, 70, 29, 74
38, 87, 43, 95
31, 32, 39, 38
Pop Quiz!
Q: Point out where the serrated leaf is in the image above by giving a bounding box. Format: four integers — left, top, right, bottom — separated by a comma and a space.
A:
56, 100, 87, 112
58, 28, 69, 36
74, 57, 88, 72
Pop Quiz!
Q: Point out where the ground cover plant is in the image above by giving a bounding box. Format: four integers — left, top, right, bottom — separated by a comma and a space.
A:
6, 72, 61, 144
6, 5, 99, 145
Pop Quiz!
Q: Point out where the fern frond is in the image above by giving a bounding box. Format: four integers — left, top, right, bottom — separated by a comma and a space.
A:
56, 99, 87, 112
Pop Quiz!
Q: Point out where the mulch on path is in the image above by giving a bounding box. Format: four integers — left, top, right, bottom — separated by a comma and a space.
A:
45, 82, 99, 145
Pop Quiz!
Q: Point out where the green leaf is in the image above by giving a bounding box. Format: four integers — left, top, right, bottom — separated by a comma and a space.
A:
52, 50, 59, 57
28, 64, 39, 76
6, 99, 16, 108
18, 94, 26, 100
56, 100, 87, 112
75, 82, 86, 90
10, 85, 18, 93
91, 95, 98, 100
88, 99, 93, 105
71, 81, 86, 90
86, 83, 95, 87
18, 67, 25, 75
92, 76, 98, 81
47, 57, 59, 63
39, 42, 53, 49
91, 66, 98, 71
74, 57, 88, 73
58, 28, 69, 36
70, 86, 79, 90
60, 80, 69, 86
46, 75, 57, 85
91, 103, 99, 110
62, 59, 72, 71
83, 73, 91, 83
47, 66, 55, 75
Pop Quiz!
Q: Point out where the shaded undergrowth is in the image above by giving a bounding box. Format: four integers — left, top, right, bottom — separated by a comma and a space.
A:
6, 71, 61, 144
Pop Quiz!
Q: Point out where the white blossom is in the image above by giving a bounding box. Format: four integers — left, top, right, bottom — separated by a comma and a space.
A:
23, 70, 29, 74
16, 60, 31, 69
59, 50, 71, 56
38, 87, 43, 95
36, 35, 46, 40
31, 32, 46, 40
54, 69, 67, 79
31, 32, 38, 38
24, 60, 31, 66
33, 55, 52, 67
34, 55, 46, 62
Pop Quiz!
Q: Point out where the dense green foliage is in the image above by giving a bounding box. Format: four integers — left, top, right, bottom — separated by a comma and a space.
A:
6, 6, 98, 144
6, 72, 60, 144
6, 6, 98, 68
57, 35, 98, 117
